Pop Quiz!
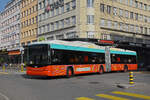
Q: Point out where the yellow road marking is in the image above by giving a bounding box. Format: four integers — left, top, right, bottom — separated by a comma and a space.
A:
76, 97, 94, 100
96, 94, 130, 100
112, 91, 150, 100
0, 72, 9, 74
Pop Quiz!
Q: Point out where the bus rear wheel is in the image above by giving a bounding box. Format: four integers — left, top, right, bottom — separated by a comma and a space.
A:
66, 68, 73, 78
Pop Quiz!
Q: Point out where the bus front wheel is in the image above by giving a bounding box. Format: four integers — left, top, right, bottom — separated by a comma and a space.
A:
66, 68, 73, 78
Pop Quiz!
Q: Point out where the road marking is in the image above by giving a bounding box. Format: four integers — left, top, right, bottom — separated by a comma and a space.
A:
0, 72, 9, 74
112, 91, 150, 100
96, 94, 130, 100
76, 97, 94, 100
0, 92, 10, 100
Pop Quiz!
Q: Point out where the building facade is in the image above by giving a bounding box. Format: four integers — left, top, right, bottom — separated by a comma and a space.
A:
21, 0, 38, 46
37, 0, 150, 45
0, 0, 21, 51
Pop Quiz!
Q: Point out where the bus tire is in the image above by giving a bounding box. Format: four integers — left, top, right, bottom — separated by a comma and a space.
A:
66, 68, 73, 78
98, 66, 104, 74
123, 65, 128, 72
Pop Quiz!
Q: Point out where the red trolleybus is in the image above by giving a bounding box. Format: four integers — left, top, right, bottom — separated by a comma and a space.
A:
26, 40, 137, 77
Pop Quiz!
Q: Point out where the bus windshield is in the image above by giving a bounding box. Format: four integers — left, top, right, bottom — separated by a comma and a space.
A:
27, 44, 50, 67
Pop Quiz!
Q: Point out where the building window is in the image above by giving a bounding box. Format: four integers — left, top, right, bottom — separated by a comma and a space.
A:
130, 12, 134, 19
47, 24, 50, 32
39, 27, 42, 34
144, 27, 147, 34
135, 26, 139, 33
100, 4, 105, 12
87, 31, 94, 38
72, 16, 76, 25
51, 9, 54, 16
39, 2, 42, 9
140, 27, 143, 34
87, 0, 94, 8
100, 19, 105, 27
66, 18, 70, 26
119, 0, 123, 3
87, 15, 94, 24
107, 20, 112, 28
114, 21, 118, 29
139, 14, 143, 21
119, 22, 123, 30
61, 20, 64, 28
125, 0, 128, 5
61, 6, 64, 14
107, 5, 111, 14
125, 24, 129, 32
148, 5, 150, 12
119, 9, 123, 17
39, 14, 42, 21
144, 16, 147, 22
139, 2, 143, 9
66, 2, 70, 12
43, 0, 46, 8
144, 4, 147, 10
135, 0, 138, 8
129, 0, 133, 6
130, 25, 134, 32
32, 17, 34, 24
72, 0, 76, 9
135, 13, 138, 20
56, 7, 59, 15
51, 23, 54, 31
113, 7, 117, 16
56, 21, 59, 29
125, 10, 129, 18
42, 13, 45, 20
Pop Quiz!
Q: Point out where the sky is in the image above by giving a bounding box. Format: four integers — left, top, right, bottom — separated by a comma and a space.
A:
0, 0, 11, 12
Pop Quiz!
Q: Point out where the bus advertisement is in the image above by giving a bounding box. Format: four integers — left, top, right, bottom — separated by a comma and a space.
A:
26, 40, 137, 77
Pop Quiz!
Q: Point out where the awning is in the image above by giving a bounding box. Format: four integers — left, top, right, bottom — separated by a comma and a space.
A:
8, 51, 21, 55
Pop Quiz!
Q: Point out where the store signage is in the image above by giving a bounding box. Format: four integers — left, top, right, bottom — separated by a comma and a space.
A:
45, 0, 64, 12
39, 37, 45, 41
99, 40, 114, 44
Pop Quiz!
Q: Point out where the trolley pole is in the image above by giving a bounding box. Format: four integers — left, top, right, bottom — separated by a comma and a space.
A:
129, 71, 134, 85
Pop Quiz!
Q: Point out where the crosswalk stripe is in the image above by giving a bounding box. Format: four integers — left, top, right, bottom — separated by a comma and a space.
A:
112, 91, 150, 100
0, 72, 9, 74
96, 94, 130, 100
76, 97, 94, 100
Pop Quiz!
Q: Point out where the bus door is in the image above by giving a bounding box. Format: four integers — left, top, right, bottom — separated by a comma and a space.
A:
105, 47, 111, 72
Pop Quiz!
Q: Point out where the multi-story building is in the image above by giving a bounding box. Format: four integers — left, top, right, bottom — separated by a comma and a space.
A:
0, 13, 2, 50
37, 0, 150, 45
20, 0, 38, 46
0, 0, 21, 63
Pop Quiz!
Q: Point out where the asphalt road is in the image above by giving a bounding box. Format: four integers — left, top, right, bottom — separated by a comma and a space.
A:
0, 71, 150, 100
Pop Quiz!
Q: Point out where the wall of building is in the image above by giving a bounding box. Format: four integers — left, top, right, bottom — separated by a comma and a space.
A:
21, 0, 38, 46
37, 0, 77, 41
98, 0, 150, 43
0, 0, 21, 51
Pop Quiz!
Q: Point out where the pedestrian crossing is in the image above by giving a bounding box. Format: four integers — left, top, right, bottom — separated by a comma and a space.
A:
0, 72, 9, 74
75, 91, 150, 100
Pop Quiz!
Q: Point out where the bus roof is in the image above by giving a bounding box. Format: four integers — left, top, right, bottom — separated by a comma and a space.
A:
29, 40, 136, 55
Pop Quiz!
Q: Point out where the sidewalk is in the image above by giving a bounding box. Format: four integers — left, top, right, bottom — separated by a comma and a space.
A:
0, 67, 26, 75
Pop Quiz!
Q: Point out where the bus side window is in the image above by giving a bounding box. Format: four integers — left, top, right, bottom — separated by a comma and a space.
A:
84, 56, 88, 63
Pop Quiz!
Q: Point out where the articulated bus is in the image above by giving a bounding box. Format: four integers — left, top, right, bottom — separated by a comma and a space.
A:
26, 40, 137, 77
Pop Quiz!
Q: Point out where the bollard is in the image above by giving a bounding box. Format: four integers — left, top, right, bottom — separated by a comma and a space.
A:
21, 65, 24, 72
2, 65, 5, 72
129, 71, 134, 85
